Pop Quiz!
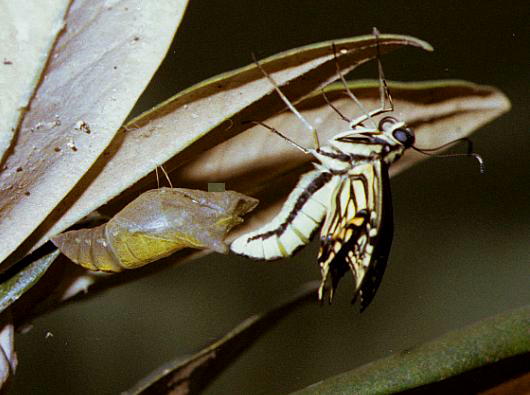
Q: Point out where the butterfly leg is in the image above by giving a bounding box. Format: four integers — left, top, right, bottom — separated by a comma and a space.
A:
252, 55, 320, 150
373, 27, 394, 115
343, 28, 396, 129
329, 42, 375, 127
250, 120, 310, 154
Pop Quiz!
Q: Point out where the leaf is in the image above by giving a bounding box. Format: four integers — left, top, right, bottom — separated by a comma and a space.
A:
35, 34, 431, 255
124, 281, 320, 395
0, 311, 16, 390
292, 306, 530, 394
52, 188, 258, 272
480, 370, 530, 395
0, 249, 59, 314
174, 79, 511, 241
0, 0, 70, 162
0, 0, 189, 267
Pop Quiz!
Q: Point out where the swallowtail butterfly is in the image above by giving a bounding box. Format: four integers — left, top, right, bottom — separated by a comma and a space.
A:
231, 29, 479, 310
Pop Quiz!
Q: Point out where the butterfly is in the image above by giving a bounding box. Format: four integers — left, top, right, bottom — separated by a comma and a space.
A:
230, 29, 480, 310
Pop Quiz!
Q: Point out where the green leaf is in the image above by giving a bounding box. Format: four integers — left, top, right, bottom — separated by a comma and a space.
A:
0, 249, 59, 314
293, 306, 530, 394
124, 282, 320, 395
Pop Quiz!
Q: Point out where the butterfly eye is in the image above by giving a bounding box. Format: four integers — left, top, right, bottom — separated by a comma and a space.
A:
378, 116, 398, 131
392, 128, 415, 148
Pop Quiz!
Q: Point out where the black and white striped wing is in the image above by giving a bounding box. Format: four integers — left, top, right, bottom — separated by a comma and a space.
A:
317, 161, 393, 310
231, 169, 339, 260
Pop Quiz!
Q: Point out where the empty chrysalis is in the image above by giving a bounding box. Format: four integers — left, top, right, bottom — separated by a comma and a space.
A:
52, 188, 258, 272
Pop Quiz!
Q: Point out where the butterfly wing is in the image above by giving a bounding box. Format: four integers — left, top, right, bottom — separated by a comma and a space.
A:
317, 160, 393, 310
231, 169, 339, 260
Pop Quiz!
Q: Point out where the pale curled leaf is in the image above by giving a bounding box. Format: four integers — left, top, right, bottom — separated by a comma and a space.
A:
52, 188, 257, 272
174, 79, 511, 240
37, 34, 431, 253
0, 0, 70, 162
0, 249, 59, 314
0, 311, 16, 391
124, 282, 320, 395
293, 306, 530, 394
0, 0, 188, 266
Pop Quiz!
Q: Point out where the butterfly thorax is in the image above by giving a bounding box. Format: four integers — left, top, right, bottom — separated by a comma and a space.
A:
311, 117, 415, 173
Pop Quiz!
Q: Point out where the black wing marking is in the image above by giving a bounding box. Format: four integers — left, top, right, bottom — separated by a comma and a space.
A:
357, 162, 393, 311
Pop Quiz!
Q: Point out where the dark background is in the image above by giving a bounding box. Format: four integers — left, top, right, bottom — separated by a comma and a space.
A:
12, 1, 529, 394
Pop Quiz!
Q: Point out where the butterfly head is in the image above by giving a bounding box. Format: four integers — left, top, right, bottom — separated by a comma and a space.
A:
378, 116, 415, 149
375, 116, 415, 165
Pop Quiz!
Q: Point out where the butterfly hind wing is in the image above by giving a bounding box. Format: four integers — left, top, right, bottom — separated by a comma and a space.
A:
317, 161, 393, 310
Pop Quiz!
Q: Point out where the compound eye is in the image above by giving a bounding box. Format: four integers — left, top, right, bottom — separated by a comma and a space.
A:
392, 128, 415, 148
378, 116, 398, 131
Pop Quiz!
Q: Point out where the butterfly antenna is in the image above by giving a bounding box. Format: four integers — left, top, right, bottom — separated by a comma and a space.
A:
252, 53, 320, 149
344, 29, 395, 128
321, 88, 351, 122
331, 42, 375, 128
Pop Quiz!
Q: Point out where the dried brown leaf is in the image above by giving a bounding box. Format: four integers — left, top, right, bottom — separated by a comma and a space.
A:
0, 0, 189, 266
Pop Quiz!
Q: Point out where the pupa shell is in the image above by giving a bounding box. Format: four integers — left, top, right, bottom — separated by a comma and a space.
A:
52, 188, 258, 272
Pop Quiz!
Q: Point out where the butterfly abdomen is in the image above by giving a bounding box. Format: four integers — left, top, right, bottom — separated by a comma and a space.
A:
231, 169, 339, 260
